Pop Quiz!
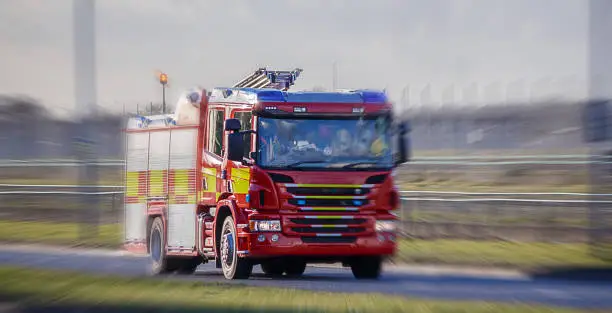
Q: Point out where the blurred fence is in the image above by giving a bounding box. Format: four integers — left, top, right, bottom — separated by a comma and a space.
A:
0, 162, 610, 245
0, 94, 611, 257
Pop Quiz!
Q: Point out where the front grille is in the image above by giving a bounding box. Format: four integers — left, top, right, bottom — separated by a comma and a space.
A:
292, 227, 366, 233
301, 236, 357, 244
287, 187, 371, 196
289, 218, 366, 225
289, 198, 369, 207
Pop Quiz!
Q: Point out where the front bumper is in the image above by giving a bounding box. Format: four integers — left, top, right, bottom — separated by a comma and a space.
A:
241, 232, 397, 258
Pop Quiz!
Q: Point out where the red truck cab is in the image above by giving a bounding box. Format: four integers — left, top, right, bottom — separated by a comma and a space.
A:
214, 88, 410, 279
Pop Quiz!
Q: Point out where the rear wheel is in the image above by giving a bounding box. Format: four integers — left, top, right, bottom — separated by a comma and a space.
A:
220, 216, 252, 279
350, 256, 382, 280
149, 217, 176, 275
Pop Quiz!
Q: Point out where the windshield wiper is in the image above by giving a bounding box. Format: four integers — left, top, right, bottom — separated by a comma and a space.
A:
342, 161, 383, 169
286, 160, 328, 168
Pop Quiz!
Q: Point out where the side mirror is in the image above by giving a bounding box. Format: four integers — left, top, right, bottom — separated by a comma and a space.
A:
225, 118, 241, 132
395, 121, 411, 165
227, 132, 245, 162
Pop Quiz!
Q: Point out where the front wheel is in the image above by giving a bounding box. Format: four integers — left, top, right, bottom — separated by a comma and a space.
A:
284, 261, 306, 277
350, 256, 382, 280
220, 216, 252, 279
261, 261, 284, 277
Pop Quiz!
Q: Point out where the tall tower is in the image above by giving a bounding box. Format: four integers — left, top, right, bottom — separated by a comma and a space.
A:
73, 0, 97, 115
73, 0, 99, 241
589, 0, 612, 100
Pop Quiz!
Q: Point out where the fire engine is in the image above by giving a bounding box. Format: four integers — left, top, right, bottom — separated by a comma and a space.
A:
123, 67, 410, 280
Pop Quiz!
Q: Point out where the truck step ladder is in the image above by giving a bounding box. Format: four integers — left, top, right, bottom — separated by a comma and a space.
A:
233, 67, 303, 90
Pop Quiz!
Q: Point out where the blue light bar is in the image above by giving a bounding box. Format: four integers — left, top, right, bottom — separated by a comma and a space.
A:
355, 90, 388, 103
255, 90, 286, 102
285, 92, 364, 103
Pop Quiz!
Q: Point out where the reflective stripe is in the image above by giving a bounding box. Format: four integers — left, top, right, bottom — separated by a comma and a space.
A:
300, 207, 359, 211
293, 195, 367, 200
202, 168, 217, 194
231, 167, 251, 194
310, 224, 348, 228
284, 183, 374, 188
303, 216, 354, 219
148, 169, 167, 197
126, 171, 146, 203
169, 169, 197, 204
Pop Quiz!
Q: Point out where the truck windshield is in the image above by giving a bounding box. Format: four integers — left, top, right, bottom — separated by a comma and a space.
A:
256, 116, 393, 169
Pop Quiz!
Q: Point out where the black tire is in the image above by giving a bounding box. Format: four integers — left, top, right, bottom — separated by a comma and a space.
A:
149, 217, 177, 275
220, 216, 252, 279
350, 256, 382, 280
261, 261, 285, 277
284, 261, 306, 277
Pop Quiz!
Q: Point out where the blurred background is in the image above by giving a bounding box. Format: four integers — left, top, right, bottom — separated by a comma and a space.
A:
1, 0, 612, 312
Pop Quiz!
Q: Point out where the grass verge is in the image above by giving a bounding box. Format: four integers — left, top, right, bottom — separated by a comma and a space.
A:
0, 266, 588, 313
396, 239, 611, 269
0, 220, 120, 248
1, 220, 611, 270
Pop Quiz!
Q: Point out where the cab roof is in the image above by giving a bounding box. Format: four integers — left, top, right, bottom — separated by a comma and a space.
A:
208, 88, 388, 105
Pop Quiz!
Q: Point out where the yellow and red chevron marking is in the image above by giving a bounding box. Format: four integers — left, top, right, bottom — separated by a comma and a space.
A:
126, 171, 148, 204
169, 168, 197, 205
148, 169, 168, 197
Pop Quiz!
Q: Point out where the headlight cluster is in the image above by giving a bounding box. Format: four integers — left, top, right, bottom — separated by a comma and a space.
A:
375, 220, 397, 232
249, 220, 281, 232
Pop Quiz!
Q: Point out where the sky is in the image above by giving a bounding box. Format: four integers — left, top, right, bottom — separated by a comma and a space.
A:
0, 0, 590, 116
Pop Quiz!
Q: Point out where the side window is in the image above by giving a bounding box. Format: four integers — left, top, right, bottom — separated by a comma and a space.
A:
207, 109, 225, 156
234, 111, 252, 158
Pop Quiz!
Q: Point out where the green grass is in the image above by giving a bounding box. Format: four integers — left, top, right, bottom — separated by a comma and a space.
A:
0, 266, 589, 313
1, 220, 611, 270
0, 178, 121, 186
0, 220, 121, 248
396, 239, 612, 269
407, 211, 587, 227
399, 181, 590, 193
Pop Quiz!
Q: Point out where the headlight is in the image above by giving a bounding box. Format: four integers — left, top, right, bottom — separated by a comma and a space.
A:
249, 220, 281, 232
375, 220, 397, 232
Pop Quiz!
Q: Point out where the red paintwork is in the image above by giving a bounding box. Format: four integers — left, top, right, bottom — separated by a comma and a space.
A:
124, 91, 399, 261
245, 233, 396, 258
124, 242, 147, 254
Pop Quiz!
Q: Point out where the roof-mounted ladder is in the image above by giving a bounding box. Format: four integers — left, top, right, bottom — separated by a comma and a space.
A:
233, 67, 303, 90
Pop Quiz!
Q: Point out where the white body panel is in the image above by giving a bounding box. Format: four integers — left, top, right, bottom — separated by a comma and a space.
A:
124, 132, 149, 242
167, 128, 198, 248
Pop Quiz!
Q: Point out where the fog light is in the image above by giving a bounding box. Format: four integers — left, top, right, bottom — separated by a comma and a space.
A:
271, 234, 279, 242
257, 234, 266, 242
375, 220, 397, 232
377, 234, 385, 242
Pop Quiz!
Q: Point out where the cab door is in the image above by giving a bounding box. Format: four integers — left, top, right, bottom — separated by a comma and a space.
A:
225, 108, 254, 208
201, 106, 225, 206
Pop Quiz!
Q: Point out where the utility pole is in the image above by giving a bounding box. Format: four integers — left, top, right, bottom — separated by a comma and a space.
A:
159, 72, 168, 113
73, 0, 99, 243
586, 0, 612, 261
332, 61, 338, 91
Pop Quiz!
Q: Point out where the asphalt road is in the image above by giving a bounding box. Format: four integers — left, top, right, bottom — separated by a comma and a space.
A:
1, 245, 612, 309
